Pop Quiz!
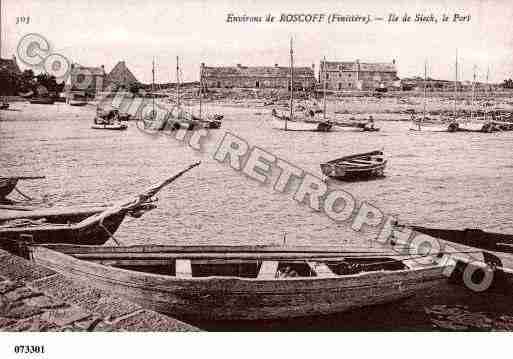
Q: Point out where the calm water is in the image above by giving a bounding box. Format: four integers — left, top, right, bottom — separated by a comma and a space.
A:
1, 101, 513, 331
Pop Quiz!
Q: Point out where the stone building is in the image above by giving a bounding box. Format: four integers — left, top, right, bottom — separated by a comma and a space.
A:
69, 63, 106, 98
319, 60, 399, 91
201, 63, 317, 90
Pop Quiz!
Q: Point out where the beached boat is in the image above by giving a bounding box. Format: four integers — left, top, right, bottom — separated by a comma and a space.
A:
91, 123, 128, 130
395, 224, 513, 254
29, 97, 55, 105
10, 242, 451, 321
0, 101, 9, 110
0, 163, 199, 245
271, 39, 332, 133
393, 223, 513, 291
320, 150, 387, 181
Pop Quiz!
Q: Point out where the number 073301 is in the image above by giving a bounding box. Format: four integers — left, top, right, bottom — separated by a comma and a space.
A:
13, 345, 45, 354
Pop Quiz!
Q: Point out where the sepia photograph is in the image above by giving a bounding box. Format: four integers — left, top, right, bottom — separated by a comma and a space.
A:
1, 0, 513, 348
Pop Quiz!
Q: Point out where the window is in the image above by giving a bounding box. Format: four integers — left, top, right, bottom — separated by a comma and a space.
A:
339, 73, 342, 78
326, 73, 329, 80
338, 83, 342, 90
77, 74, 86, 83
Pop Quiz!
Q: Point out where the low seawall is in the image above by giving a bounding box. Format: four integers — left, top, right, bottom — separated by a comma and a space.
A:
0, 249, 199, 332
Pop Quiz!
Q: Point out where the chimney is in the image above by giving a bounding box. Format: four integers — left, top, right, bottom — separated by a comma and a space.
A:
392, 59, 396, 65
312, 63, 315, 70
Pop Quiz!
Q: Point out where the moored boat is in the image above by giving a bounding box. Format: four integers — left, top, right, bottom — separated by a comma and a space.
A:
393, 223, 513, 292
91, 123, 128, 130
270, 39, 332, 133
271, 109, 332, 132
10, 242, 452, 321
0, 163, 199, 245
29, 97, 55, 105
320, 150, 387, 181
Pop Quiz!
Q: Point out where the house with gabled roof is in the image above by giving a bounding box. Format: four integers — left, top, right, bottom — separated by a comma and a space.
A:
201, 63, 316, 90
105, 61, 139, 89
319, 59, 399, 91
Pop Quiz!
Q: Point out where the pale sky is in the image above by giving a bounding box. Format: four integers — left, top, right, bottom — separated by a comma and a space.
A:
2, 0, 513, 83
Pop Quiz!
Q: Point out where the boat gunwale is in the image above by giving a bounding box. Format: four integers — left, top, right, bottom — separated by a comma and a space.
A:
30, 245, 448, 286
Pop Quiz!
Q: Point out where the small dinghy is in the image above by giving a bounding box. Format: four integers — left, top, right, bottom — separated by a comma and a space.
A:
320, 150, 387, 181
8, 242, 452, 321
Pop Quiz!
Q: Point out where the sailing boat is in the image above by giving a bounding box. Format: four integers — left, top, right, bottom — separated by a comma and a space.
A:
319, 58, 377, 132
409, 59, 458, 132
271, 39, 332, 132
164, 57, 221, 130
455, 63, 490, 132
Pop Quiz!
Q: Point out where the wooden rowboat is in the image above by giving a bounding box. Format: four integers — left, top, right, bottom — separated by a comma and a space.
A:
320, 150, 387, 181
12, 243, 452, 321
0, 163, 199, 245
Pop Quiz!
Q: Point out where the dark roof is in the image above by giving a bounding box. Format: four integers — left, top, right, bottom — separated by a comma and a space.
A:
321, 61, 396, 73
0, 56, 21, 74
203, 65, 315, 78
105, 61, 139, 86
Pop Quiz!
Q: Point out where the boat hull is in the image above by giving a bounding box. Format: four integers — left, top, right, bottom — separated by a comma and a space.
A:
29, 98, 55, 105
321, 151, 387, 181
26, 245, 448, 321
0, 211, 126, 245
91, 123, 128, 130
0, 178, 18, 199
271, 118, 332, 132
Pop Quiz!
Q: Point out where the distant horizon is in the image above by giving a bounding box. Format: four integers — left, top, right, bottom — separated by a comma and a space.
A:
2, 0, 512, 84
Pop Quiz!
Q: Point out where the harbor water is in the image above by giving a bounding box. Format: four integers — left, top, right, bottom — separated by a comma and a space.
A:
1, 101, 513, 330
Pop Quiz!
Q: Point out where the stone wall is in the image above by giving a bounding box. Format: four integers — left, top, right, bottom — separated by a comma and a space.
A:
0, 249, 199, 332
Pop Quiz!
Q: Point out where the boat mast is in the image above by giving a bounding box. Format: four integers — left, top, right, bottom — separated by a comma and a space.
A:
152, 57, 155, 115
176, 56, 180, 107
323, 56, 327, 121
484, 66, 490, 122
199, 63, 203, 118
453, 49, 458, 120
471, 65, 476, 121
288, 37, 294, 130
423, 60, 427, 121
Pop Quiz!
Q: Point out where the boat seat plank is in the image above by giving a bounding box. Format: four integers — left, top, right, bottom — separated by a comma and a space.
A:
258, 260, 279, 279
308, 262, 336, 277
176, 259, 192, 278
